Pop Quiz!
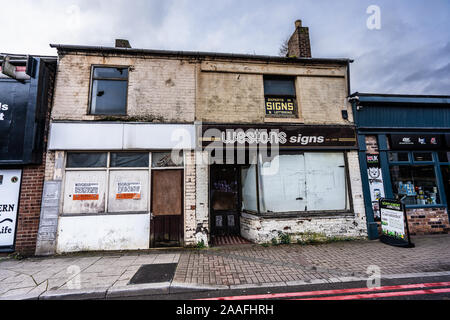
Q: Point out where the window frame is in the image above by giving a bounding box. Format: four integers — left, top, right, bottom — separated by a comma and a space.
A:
62, 151, 184, 216
388, 150, 447, 208
241, 150, 354, 218
88, 65, 130, 116
263, 75, 299, 120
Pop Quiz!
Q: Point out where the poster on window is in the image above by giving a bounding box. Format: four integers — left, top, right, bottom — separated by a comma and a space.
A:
379, 199, 414, 248
0, 169, 22, 250
116, 182, 141, 200
265, 97, 296, 116
367, 154, 385, 221
73, 183, 99, 201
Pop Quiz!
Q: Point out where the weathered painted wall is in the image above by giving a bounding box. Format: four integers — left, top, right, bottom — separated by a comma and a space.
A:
196, 60, 351, 125
56, 214, 150, 253
51, 53, 196, 123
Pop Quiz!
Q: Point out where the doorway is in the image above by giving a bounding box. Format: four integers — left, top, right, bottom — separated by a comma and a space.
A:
150, 169, 184, 247
210, 165, 241, 237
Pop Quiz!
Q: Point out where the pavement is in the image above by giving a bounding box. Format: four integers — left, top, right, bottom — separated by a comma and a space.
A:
1, 234, 450, 300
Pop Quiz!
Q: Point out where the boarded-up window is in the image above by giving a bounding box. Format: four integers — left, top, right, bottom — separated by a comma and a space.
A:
151, 170, 183, 216
245, 152, 348, 213
108, 170, 149, 213
63, 171, 107, 214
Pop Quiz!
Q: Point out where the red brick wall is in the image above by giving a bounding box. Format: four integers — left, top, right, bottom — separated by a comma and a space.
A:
14, 158, 47, 255
376, 208, 450, 237
407, 208, 450, 236
14, 61, 55, 256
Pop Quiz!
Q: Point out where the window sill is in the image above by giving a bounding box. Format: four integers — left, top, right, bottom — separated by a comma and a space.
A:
404, 204, 447, 210
242, 211, 355, 219
264, 117, 305, 124
61, 212, 149, 218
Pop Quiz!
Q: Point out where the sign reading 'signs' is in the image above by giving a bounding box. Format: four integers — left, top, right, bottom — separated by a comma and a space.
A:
0, 169, 22, 249
200, 125, 357, 149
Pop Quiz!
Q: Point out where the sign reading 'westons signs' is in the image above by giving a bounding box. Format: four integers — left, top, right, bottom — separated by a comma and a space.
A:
199, 125, 358, 149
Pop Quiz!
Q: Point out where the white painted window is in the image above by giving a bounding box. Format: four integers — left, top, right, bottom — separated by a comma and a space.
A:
241, 165, 258, 212
241, 152, 349, 214
62, 152, 183, 215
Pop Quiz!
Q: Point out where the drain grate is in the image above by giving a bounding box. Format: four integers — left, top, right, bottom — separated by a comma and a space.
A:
129, 263, 178, 285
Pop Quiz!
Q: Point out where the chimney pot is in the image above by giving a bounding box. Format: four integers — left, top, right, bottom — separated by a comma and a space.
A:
115, 39, 132, 48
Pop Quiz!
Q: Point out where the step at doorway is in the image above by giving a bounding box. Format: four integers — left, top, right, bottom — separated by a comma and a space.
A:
211, 235, 252, 247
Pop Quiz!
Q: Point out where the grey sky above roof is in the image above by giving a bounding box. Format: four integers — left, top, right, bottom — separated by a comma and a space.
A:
3, 0, 449, 95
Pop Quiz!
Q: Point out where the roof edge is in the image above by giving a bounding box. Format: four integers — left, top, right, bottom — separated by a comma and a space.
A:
49, 44, 353, 65
350, 92, 450, 104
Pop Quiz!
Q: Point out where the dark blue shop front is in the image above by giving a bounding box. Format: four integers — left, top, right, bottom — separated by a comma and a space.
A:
350, 93, 450, 240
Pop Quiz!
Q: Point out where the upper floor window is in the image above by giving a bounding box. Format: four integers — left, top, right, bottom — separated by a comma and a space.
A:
90, 66, 129, 115
264, 76, 298, 118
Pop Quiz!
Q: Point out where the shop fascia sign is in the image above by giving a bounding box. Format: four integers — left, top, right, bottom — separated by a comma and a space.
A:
199, 125, 357, 149
0, 101, 8, 121
390, 134, 442, 150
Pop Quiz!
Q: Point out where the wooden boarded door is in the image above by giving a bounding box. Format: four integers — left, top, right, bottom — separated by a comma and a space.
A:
151, 170, 184, 247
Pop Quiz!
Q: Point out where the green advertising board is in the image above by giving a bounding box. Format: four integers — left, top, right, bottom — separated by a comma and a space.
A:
379, 199, 415, 248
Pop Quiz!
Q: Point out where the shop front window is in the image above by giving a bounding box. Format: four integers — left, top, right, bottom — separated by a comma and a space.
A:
390, 165, 440, 206
241, 152, 349, 214
438, 152, 450, 163
63, 152, 184, 215
389, 152, 409, 162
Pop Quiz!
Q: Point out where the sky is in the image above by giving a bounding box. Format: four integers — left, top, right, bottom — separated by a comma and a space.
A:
1, 0, 449, 95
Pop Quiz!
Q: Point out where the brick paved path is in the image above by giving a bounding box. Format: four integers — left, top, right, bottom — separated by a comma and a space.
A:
0, 235, 449, 298
174, 235, 450, 286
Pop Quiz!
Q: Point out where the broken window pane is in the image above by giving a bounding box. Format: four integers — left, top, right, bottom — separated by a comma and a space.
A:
90, 66, 128, 115
91, 80, 128, 115
93, 67, 128, 79
152, 152, 184, 168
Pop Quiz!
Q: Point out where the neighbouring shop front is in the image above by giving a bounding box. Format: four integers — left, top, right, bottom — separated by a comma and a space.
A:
0, 55, 55, 254
43, 122, 196, 253
351, 93, 450, 240
199, 124, 368, 245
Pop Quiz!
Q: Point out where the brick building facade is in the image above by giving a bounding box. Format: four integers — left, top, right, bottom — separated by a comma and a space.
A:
36, 20, 369, 255
351, 93, 450, 240
0, 55, 56, 255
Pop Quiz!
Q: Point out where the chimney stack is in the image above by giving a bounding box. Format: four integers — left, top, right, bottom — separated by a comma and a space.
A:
115, 39, 132, 48
287, 20, 311, 58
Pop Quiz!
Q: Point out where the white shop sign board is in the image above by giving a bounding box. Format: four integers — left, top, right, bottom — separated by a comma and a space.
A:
0, 169, 22, 249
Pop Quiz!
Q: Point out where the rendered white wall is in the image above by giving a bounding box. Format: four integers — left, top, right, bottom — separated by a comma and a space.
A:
56, 214, 150, 253
48, 123, 196, 151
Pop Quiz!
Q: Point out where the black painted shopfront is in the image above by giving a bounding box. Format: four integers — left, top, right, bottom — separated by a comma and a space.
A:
199, 124, 359, 242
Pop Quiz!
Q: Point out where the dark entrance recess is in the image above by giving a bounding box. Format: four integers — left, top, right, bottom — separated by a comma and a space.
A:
150, 170, 184, 248
129, 264, 178, 285
210, 165, 241, 238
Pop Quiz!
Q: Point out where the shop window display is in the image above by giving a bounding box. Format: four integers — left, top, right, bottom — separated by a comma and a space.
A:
390, 165, 440, 205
